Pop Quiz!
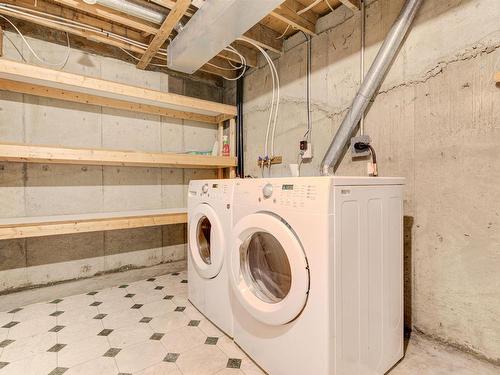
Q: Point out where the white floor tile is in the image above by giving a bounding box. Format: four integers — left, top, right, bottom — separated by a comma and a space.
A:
101, 309, 143, 330
217, 336, 247, 360
239, 358, 266, 375
134, 361, 181, 375
139, 299, 176, 318
7, 316, 57, 340
12, 302, 56, 322
56, 319, 104, 345
176, 344, 228, 375
148, 312, 189, 333
114, 340, 166, 374
56, 306, 100, 326
198, 319, 225, 338
160, 326, 206, 353
58, 335, 110, 368
1, 332, 57, 362
97, 297, 136, 315
107, 323, 153, 349
0, 352, 57, 375
64, 356, 118, 375
56, 294, 96, 312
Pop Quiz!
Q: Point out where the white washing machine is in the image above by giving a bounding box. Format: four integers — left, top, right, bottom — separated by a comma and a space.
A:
188, 179, 235, 337
229, 176, 405, 375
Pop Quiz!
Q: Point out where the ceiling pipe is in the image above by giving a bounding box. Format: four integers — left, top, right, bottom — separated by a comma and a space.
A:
320, 0, 424, 175
83, 0, 166, 24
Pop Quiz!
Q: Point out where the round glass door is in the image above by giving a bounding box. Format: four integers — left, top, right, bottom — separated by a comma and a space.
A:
189, 204, 224, 279
240, 231, 292, 304
230, 213, 309, 326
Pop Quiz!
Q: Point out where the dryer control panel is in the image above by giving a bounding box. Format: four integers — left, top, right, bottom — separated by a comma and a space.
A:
234, 177, 331, 213
188, 179, 234, 207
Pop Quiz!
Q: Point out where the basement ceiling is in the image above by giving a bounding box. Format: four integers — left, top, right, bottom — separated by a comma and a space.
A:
0, 0, 359, 80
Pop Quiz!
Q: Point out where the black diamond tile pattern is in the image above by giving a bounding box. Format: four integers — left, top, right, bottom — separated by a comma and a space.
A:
49, 325, 65, 333
50, 311, 64, 317
124, 294, 135, 298
174, 306, 185, 312
0, 339, 14, 348
154, 286, 164, 290
181, 280, 188, 283
188, 320, 200, 327
89, 301, 102, 307
98, 329, 113, 336
103, 348, 121, 357
87, 291, 98, 296
171, 272, 180, 276
48, 343, 66, 352
163, 353, 180, 363
7, 308, 22, 314
150, 333, 164, 340
147, 278, 156, 282
205, 337, 219, 345
227, 358, 242, 369
48, 367, 68, 375
118, 285, 128, 288
50, 299, 63, 304
131, 304, 143, 309
0, 362, 8, 370
140, 317, 152, 323
163, 295, 174, 300
93, 314, 107, 320
2, 321, 19, 329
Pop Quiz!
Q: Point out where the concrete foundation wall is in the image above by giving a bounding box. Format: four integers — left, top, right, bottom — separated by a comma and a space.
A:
227, 0, 500, 363
0, 32, 221, 292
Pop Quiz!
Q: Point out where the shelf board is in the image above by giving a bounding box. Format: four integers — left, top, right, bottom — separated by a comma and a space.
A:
0, 59, 237, 124
0, 143, 237, 169
0, 208, 188, 240
495, 72, 500, 83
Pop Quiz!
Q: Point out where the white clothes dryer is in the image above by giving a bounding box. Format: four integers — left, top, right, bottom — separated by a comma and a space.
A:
188, 179, 235, 337
229, 176, 405, 375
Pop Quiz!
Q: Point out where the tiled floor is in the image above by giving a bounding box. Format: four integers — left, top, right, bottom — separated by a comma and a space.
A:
0, 269, 263, 375
0, 264, 499, 375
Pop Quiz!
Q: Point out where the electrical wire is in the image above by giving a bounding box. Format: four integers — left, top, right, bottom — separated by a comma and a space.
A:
0, 13, 71, 69
297, 0, 322, 15
275, 25, 291, 40
324, 0, 335, 12
238, 37, 280, 159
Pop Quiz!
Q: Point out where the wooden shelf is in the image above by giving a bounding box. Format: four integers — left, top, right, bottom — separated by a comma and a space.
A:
495, 72, 500, 83
0, 143, 237, 169
0, 59, 237, 124
0, 208, 187, 240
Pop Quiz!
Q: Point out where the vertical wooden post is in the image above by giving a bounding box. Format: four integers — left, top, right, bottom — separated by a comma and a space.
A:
229, 117, 236, 178
217, 121, 224, 179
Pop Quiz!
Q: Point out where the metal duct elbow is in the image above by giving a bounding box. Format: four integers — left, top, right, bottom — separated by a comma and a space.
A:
84, 0, 166, 25
320, 0, 424, 176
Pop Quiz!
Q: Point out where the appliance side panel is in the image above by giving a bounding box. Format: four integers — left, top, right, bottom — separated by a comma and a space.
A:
335, 194, 361, 374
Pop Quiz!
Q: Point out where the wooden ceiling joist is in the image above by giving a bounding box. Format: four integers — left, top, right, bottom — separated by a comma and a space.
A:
137, 0, 191, 69
243, 23, 284, 54
339, 0, 361, 11
271, 0, 318, 36
52, 0, 159, 35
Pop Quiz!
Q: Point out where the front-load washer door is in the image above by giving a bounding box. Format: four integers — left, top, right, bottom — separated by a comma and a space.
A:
189, 203, 225, 279
230, 212, 309, 326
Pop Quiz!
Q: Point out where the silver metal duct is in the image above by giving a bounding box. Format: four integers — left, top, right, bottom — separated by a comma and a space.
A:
320, 0, 423, 175
83, 0, 166, 24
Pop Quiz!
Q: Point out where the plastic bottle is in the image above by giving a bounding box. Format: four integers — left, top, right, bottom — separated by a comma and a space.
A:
222, 135, 230, 156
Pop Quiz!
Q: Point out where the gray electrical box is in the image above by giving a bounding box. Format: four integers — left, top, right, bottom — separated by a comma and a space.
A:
351, 135, 372, 157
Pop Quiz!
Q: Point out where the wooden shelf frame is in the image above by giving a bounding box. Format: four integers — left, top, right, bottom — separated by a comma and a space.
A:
0, 59, 237, 124
495, 72, 500, 83
0, 209, 187, 240
0, 143, 237, 169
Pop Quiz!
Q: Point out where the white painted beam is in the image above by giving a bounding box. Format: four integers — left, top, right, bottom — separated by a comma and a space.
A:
167, 0, 285, 74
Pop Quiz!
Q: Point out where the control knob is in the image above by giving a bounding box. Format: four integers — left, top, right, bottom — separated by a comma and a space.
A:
202, 184, 209, 194
262, 183, 273, 199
